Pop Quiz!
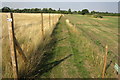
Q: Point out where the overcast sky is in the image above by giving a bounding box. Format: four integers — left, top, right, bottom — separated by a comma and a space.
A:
1, 1, 119, 13
1, 0, 120, 2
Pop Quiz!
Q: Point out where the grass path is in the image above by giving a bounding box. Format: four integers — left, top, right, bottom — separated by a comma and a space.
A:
40, 16, 81, 78
38, 15, 94, 78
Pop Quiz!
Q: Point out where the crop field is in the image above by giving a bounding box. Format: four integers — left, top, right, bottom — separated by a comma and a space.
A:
1, 13, 61, 78
1, 13, 119, 78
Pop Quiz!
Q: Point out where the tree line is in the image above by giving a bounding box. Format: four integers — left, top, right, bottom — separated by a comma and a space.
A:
1, 7, 119, 16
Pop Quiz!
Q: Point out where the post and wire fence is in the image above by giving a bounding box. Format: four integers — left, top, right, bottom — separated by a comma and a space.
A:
6, 12, 62, 79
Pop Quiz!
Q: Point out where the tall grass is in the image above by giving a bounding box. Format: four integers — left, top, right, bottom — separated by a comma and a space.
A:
1, 13, 61, 78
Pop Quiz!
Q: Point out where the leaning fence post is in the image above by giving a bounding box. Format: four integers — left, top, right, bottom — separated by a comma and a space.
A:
102, 45, 108, 78
7, 13, 18, 79
14, 37, 27, 63
41, 13, 44, 40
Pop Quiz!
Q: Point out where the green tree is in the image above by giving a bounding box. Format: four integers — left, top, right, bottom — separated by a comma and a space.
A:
58, 8, 61, 11
81, 9, 89, 15
68, 8, 72, 14
91, 11, 96, 14
2, 7, 11, 12
73, 11, 77, 14
42, 8, 48, 13
48, 8, 53, 13
78, 10, 82, 14
0, 9, 2, 12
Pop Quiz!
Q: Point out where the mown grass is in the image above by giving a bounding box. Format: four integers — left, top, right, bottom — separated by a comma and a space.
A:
66, 22, 91, 78
39, 16, 81, 78
39, 15, 102, 78
65, 14, 118, 78
37, 14, 118, 78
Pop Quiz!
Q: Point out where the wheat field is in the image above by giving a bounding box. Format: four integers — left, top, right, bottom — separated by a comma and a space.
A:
1, 13, 61, 78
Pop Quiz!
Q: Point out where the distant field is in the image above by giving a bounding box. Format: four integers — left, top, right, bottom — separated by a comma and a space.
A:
64, 14, 118, 78
1, 13, 61, 78
65, 14, 118, 64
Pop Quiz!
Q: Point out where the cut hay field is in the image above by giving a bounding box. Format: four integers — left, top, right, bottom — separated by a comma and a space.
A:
38, 14, 118, 78
1, 13, 61, 78
64, 14, 119, 78
65, 14, 119, 67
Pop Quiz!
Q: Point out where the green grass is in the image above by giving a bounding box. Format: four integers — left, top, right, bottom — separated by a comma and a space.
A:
38, 14, 118, 78
40, 16, 81, 78
65, 14, 118, 78
66, 14, 118, 59
39, 16, 94, 78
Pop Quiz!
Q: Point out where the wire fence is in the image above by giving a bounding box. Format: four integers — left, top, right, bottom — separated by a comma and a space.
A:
2, 12, 62, 79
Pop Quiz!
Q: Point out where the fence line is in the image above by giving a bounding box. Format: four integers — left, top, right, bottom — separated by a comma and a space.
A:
41, 13, 44, 40
6, 12, 61, 79
49, 13, 51, 28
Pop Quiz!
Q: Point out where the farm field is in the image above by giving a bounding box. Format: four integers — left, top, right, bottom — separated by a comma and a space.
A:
1, 13, 61, 78
39, 15, 118, 78
1, 13, 118, 78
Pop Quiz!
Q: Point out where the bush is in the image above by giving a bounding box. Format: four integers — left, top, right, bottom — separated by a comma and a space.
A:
93, 14, 103, 18
81, 9, 89, 15
98, 15, 103, 18
2, 7, 11, 12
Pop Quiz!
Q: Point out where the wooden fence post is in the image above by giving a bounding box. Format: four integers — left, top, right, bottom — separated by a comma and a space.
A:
41, 13, 44, 40
102, 45, 108, 78
49, 13, 51, 27
53, 14, 54, 25
14, 37, 27, 63
54, 14, 55, 25
7, 13, 18, 79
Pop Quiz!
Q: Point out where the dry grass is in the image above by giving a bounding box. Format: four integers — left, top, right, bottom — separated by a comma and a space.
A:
0, 13, 2, 79
1, 13, 61, 78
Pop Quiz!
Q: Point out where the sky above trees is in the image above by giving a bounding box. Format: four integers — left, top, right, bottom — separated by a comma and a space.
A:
1, 2, 119, 13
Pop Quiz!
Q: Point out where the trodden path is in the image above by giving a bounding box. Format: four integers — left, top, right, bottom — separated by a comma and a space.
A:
25, 15, 117, 78
38, 16, 90, 78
